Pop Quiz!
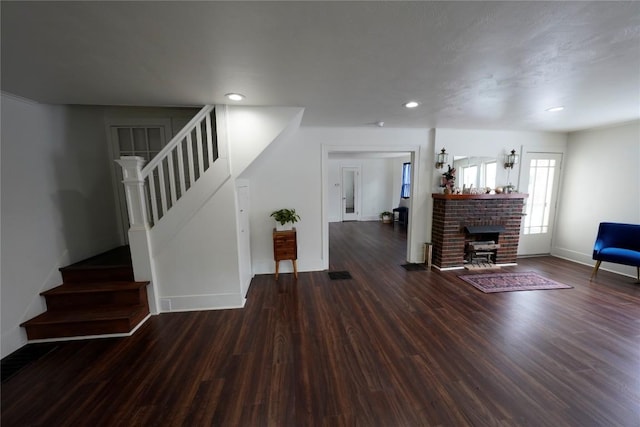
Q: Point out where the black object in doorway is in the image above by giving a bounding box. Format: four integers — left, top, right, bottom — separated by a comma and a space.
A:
328, 271, 352, 280
402, 263, 427, 271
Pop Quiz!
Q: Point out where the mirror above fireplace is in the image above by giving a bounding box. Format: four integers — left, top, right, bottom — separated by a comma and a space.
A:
452, 155, 498, 190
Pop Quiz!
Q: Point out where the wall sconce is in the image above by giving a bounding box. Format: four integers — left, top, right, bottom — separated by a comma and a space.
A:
435, 148, 448, 169
504, 149, 519, 169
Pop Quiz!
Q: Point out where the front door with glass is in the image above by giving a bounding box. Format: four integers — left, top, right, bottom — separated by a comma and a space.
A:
518, 152, 563, 255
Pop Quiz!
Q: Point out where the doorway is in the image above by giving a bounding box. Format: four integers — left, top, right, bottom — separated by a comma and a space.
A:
108, 122, 171, 242
322, 146, 422, 270
341, 167, 360, 221
518, 152, 563, 255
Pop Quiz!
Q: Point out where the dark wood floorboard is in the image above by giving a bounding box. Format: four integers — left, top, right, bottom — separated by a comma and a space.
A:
3, 221, 639, 426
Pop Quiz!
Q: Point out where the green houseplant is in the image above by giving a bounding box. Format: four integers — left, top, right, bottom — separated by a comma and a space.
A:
271, 208, 301, 230
380, 211, 393, 224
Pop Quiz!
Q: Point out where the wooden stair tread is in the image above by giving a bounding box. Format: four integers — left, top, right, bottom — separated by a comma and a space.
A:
21, 306, 148, 326
41, 281, 149, 296
60, 246, 132, 269
21, 244, 150, 341
60, 264, 132, 271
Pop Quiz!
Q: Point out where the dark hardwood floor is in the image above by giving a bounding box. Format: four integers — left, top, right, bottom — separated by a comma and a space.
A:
3, 222, 639, 426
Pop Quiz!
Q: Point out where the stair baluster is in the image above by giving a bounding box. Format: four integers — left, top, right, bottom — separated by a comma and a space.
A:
117, 105, 218, 228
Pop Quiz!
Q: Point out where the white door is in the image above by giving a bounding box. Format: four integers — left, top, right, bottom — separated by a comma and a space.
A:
110, 125, 169, 241
341, 167, 360, 221
236, 184, 252, 297
518, 152, 563, 255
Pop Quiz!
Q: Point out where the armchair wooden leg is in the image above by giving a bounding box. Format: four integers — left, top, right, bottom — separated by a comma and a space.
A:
590, 260, 602, 280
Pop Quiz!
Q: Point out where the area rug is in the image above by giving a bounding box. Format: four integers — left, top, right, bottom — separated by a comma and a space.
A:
457, 271, 572, 293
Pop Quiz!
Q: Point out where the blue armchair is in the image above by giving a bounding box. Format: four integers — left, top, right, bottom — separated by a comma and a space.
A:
591, 222, 640, 281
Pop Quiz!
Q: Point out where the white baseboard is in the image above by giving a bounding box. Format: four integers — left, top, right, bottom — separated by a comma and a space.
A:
159, 293, 246, 312
551, 249, 637, 279
551, 247, 593, 265
25, 314, 152, 344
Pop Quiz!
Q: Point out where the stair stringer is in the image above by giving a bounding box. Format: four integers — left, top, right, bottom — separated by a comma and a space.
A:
148, 153, 231, 255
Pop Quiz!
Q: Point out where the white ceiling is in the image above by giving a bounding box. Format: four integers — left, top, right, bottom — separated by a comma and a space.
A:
2, 1, 639, 132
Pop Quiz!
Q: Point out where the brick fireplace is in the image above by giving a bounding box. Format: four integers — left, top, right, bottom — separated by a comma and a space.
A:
431, 193, 527, 269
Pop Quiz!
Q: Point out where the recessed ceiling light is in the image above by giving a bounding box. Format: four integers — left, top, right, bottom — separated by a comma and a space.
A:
404, 101, 420, 109
225, 93, 245, 101
545, 106, 564, 112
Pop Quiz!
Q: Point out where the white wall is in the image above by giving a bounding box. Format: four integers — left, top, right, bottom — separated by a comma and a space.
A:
361, 158, 395, 219
434, 128, 567, 193
1, 94, 120, 357
146, 106, 304, 312
242, 126, 433, 274
229, 106, 305, 177
553, 120, 640, 277
327, 157, 397, 222
152, 179, 244, 311
241, 126, 327, 275
243, 126, 574, 277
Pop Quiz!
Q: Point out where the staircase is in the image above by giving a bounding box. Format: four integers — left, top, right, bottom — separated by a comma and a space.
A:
21, 246, 150, 341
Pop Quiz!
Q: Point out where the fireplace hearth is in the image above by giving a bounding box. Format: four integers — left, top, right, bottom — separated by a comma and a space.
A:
466, 240, 500, 264
431, 193, 527, 269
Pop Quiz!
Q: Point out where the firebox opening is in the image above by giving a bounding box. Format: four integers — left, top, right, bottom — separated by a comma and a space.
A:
464, 225, 505, 265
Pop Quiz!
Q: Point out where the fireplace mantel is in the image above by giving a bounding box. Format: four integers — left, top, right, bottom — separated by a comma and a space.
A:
430, 193, 528, 270
432, 193, 528, 200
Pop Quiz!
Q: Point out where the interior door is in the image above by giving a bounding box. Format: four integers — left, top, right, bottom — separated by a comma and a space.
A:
341, 167, 360, 221
236, 184, 252, 297
110, 125, 169, 241
518, 152, 563, 255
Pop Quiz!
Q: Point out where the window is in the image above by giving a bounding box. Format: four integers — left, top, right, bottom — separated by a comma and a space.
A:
401, 162, 411, 198
484, 161, 496, 189
461, 165, 478, 189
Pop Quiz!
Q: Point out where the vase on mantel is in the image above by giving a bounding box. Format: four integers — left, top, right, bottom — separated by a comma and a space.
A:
443, 187, 452, 195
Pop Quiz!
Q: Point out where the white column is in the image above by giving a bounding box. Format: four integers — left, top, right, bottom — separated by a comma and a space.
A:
115, 156, 160, 314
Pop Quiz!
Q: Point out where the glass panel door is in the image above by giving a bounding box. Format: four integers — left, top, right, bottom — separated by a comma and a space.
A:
518, 152, 563, 255
341, 167, 360, 221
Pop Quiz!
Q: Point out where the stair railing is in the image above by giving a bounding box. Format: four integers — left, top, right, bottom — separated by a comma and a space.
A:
117, 105, 218, 228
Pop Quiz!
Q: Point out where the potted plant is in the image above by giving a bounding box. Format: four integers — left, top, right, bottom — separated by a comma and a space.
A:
380, 211, 393, 224
271, 208, 301, 231
440, 165, 456, 194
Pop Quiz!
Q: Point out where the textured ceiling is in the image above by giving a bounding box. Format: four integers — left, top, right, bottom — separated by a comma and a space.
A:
2, 1, 639, 131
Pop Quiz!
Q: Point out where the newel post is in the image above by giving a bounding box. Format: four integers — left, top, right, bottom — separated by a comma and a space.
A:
115, 156, 160, 314
115, 156, 149, 230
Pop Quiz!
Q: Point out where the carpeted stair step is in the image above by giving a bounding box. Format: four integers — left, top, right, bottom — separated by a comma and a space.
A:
20, 305, 150, 340
41, 281, 149, 311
